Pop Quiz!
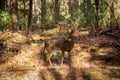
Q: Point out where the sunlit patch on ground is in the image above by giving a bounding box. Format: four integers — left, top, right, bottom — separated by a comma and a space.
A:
0, 31, 120, 80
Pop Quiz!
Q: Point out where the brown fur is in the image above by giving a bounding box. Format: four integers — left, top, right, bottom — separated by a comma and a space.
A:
43, 31, 75, 66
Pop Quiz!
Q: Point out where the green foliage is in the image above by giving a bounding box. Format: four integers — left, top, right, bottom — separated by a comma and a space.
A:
33, 15, 38, 23
75, 9, 86, 26
38, 50, 62, 60
38, 50, 47, 60
0, 36, 11, 43
0, 11, 10, 31
79, 0, 95, 27
45, 13, 53, 23
103, 0, 109, 3
99, 7, 109, 29
51, 52, 62, 60
17, 14, 25, 27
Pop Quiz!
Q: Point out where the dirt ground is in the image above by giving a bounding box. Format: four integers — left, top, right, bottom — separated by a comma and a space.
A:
0, 30, 120, 80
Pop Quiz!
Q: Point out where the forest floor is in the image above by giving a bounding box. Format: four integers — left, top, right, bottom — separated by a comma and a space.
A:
0, 29, 120, 80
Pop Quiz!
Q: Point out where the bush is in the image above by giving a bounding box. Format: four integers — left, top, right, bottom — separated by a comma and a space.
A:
0, 11, 10, 31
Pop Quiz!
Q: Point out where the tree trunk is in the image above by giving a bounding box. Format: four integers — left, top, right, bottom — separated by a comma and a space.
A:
23, 0, 27, 31
94, 0, 99, 33
69, 0, 78, 22
110, 0, 115, 29
10, 0, 18, 31
0, 0, 6, 10
105, 0, 118, 30
54, 0, 60, 23
41, 0, 46, 25
28, 0, 33, 34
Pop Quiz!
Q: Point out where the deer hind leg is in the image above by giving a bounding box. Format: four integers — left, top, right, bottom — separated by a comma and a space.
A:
61, 51, 65, 65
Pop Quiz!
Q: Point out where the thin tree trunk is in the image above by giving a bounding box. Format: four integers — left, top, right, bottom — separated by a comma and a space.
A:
10, 0, 18, 31
94, 0, 99, 33
0, 0, 6, 10
10, 0, 12, 10
105, 0, 118, 29
4, 0, 7, 10
54, 0, 60, 23
28, 0, 33, 34
110, 0, 115, 29
69, 0, 78, 22
23, 0, 27, 31
41, 0, 46, 25
6, 0, 11, 10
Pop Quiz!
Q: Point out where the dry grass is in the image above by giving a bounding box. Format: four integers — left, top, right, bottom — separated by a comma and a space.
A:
0, 30, 120, 80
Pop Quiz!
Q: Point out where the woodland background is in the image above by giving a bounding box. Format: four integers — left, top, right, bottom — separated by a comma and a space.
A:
0, 0, 120, 80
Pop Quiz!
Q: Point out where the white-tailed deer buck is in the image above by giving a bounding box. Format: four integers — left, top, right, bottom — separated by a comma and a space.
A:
43, 30, 75, 66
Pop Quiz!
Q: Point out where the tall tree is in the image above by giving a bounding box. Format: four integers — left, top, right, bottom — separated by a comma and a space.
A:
94, 0, 99, 33
105, 0, 118, 29
54, 0, 60, 23
23, 0, 27, 30
80, 0, 94, 27
10, 0, 18, 31
41, 0, 46, 25
0, 0, 6, 10
69, 0, 78, 21
109, 0, 116, 29
28, 0, 33, 33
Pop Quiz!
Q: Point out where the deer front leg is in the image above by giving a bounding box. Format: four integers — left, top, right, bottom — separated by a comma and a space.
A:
68, 51, 71, 64
47, 52, 53, 67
